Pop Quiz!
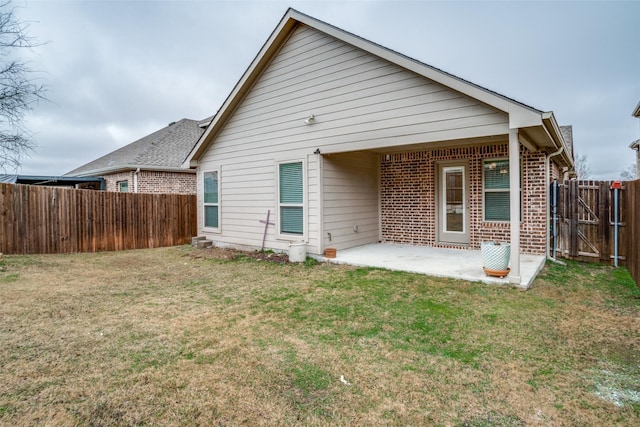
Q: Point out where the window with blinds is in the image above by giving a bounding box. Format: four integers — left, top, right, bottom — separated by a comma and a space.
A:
279, 161, 303, 235
203, 171, 219, 228
483, 159, 523, 222
483, 159, 510, 221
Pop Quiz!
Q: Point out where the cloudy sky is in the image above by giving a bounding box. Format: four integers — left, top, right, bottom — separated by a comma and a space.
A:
10, 0, 640, 179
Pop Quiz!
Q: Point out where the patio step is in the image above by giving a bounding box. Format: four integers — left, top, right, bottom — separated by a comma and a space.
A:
191, 236, 207, 247
195, 239, 213, 249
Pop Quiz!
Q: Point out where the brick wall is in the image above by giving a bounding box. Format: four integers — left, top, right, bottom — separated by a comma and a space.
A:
380, 144, 548, 254
550, 162, 562, 183
103, 170, 196, 194
105, 171, 134, 192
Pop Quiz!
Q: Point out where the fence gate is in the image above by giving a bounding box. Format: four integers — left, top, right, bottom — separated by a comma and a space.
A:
551, 180, 625, 264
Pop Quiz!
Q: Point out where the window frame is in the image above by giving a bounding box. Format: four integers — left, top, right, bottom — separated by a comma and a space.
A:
441, 165, 466, 235
482, 158, 522, 223
203, 169, 220, 232
118, 181, 129, 193
276, 159, 306, 240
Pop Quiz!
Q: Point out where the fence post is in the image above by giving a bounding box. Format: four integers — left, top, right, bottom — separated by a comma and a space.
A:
569, 180, 579, 257
627, 180, 639, 286
599, 181, 610, 263
611, 180, 622, 267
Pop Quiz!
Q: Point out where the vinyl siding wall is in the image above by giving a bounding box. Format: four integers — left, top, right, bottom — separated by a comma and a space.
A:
196, 156, 320, 252
197, 24, 509, 254
322, 152, 379, 251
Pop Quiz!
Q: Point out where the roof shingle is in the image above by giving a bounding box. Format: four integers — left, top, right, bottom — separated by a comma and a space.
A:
66, 118, 205, 176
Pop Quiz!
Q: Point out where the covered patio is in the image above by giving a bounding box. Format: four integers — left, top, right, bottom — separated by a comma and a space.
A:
322, 243, 547, 288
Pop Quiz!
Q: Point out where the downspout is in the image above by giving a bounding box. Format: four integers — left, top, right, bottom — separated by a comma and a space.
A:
133, 168, 140, 193
546, 144, 565, 264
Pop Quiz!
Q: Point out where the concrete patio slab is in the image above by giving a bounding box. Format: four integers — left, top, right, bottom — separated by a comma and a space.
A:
322, 244, 546, 288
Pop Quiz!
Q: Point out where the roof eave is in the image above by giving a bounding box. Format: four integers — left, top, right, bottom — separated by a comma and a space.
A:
542, 112, 573, 167
633, 100, 640, 117
186, 8, 548, 164
68, 165, 196, 177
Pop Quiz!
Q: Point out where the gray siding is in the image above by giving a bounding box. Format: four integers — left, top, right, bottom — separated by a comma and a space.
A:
322, 152, 379, 251
197, 24, 508, 254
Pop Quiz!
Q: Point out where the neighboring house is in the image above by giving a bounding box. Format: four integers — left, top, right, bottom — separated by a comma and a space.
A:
0, 174, 103, 189
66, 118, 207, 194
631, 100, 640, 179
184, 9, 574, 285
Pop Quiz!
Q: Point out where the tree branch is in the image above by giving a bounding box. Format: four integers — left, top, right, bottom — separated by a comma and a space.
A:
0, 1, 47, 173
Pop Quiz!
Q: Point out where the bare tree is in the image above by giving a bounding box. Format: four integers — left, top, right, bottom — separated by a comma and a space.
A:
620, 163, 637, 181
573, 154, 591, 180
0, 1, 46, 172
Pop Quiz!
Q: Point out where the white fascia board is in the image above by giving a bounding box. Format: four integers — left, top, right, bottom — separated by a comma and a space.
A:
542, 112, 574, 167
542, 111, 564, 149
508, 108, 543, 129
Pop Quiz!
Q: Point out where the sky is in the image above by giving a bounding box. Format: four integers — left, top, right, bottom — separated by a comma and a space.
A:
8, 0, 640, 179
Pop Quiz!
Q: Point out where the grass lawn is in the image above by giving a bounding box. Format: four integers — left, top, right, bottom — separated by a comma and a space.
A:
0, 246, 639, 426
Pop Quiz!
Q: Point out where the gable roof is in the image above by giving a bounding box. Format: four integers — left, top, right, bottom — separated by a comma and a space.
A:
633, 100, 640, 118
186, 8, 571, 166
67, 118, 205, 177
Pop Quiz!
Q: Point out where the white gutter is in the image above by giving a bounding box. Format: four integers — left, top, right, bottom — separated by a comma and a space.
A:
66, 165, 197, 178
542, 112, 573, 168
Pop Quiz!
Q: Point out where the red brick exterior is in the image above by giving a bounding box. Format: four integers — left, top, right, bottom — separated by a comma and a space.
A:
103, 170, 196, 194
380, 144, 548, 254
550, 162, 565, 183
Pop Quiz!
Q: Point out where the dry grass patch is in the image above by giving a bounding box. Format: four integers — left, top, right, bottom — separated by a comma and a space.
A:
0, 246, 638, 426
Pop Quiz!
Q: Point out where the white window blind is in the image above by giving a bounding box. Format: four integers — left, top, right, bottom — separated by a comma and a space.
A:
204, 171, 219, 228
279, 162, 303, 235
483, 159, 510, 221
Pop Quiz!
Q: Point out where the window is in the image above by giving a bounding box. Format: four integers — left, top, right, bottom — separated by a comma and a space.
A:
118, 181, 129, 192
278, 161, 304, 235
203, 171, 219, 229
483, 159, 510, 221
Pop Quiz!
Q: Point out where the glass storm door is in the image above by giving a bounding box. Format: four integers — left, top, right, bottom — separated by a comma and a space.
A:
438, 164, 469, 244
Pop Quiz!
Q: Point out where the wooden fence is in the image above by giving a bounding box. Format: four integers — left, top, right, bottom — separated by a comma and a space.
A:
626, 180, 639, 286
0, 183, 197, 255
552, 180, 622, 263
552, 179, 639, 286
